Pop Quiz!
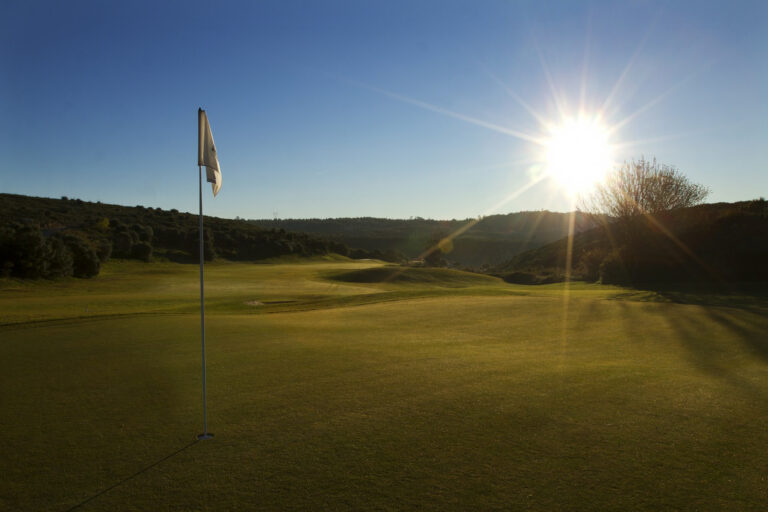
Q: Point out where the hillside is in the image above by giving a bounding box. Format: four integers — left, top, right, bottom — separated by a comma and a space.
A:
0, 193, 355, 279
249, 211, 594, 267
494, 199, 768, 285
0, 193, 592, 281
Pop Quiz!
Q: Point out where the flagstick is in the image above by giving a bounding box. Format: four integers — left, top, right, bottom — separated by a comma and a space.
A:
198, 164, 213, 440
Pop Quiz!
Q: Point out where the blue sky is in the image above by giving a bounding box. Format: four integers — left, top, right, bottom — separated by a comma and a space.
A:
1, 0, 766, 219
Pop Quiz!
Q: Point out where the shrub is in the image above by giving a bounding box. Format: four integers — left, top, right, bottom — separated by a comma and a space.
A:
185, 229, 216, 261
94, 217, 110, 231
599, 250, 630, 285
0, 225, 18, 277
11, 225, 49, 278
137, 225, 153, 243
94, 238, 112, 262
499, 271, 563, 285
500, 271, 539, 284
579, 248, 607, 282
60, 234, 100, 278
112, 231, 134, 258
46, 237, 74, 277
131, 241, 153, 262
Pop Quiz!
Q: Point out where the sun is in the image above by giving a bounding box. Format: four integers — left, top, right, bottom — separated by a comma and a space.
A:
544, 116, 614, 196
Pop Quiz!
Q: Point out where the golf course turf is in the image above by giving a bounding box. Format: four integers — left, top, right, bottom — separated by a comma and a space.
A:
2, 259, 767, 510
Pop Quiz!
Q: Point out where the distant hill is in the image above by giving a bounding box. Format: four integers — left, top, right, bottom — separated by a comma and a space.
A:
494, 199, 768, 285
0, 193, 600, 281
249, 211, 594, 268
0, 193, 355, 279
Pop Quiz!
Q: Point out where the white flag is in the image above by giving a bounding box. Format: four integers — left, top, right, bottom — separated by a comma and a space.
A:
198, 108, 222, 196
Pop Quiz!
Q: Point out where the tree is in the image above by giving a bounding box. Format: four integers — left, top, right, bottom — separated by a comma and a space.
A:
112, 231, 134, 258
46, 237, 74, 277
131, 241, 153, 262
9, 225, 49, 278
59, 234, 100, 278
577, 158, 711, 285
423, 231, 451, 267
581, 157, 709, 219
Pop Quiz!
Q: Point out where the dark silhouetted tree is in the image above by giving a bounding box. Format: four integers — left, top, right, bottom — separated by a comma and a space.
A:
582, 157, 709, 220
132, 241, 153, 262
46, 237, 74, 277
60, 234, 100, 278
11, 225, 49, 278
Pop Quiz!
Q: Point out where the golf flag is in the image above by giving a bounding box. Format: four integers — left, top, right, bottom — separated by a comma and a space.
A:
198, 108, 222, 196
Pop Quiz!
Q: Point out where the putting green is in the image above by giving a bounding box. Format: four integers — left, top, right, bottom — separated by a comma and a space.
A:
2, 260, 767, 510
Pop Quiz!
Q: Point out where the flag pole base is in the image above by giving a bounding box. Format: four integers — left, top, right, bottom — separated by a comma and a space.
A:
197, 432, 214, 440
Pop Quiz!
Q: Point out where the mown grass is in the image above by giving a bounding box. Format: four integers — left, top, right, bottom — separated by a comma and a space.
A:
326, 265, 501, 286
2, 259, 768, 510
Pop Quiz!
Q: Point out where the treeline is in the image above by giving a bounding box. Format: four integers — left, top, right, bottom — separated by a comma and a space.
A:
250, 211, 594, 268
495, 199, 768, 285
0, 194, 396, 279
0, 224, 107, 279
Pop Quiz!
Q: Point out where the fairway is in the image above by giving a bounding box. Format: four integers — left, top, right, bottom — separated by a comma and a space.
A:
2, 260, 768, 511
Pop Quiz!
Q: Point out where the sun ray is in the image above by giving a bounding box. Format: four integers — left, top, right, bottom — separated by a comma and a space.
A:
454, 156, 542, 175
482, 65, 551, 127
529, 32, 569, 121
558, 209, 577, 371
612, 131, 696, 150
411, 174, 548, 273
641, 212, 725, 284
519, 209, 548, 251
588, 181, 725, 284
356, 81, 547, 145
579, 11, 593, 114
598, 12, 660, 118
606, 64, 712, 137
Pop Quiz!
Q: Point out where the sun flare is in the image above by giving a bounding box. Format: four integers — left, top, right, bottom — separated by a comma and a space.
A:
544, 116, 614, 196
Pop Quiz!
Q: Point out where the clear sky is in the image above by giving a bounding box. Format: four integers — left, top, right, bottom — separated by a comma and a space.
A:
2, 0, 766, 220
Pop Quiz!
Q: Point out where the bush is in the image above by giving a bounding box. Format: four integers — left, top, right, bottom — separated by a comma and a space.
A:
112, 231, 134, 258
11, 225, 49, 278
203, 229, 216, 261
579, 248, 607, 282
138, 225, 153, 243
183, 228, 217, 261
94, 238, 112, 263
499, 271, 563, 285
0, 225, 16, 277
60, 234, 100, 278
599, 250, 629, 285
46, 237, 74, 277
94, 217, 110, 231
131, 241, 153, 262
500, 271, 539, 284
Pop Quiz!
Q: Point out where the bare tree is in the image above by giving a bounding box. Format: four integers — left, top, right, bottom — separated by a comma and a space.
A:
581, 157, 709, 219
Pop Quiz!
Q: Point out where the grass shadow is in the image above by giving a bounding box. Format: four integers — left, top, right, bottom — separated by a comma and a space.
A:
65, 439, 199, 511
614, 296, 768, 407
647, 282, 768, 313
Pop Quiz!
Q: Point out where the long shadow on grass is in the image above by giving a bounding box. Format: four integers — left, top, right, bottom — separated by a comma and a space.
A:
677, 306, 768, 407
616, 298, 768, 407
655, 286, 768, 364
618, 285, 768, 364
65, 439, 199, 511
625, 283, 768, 317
